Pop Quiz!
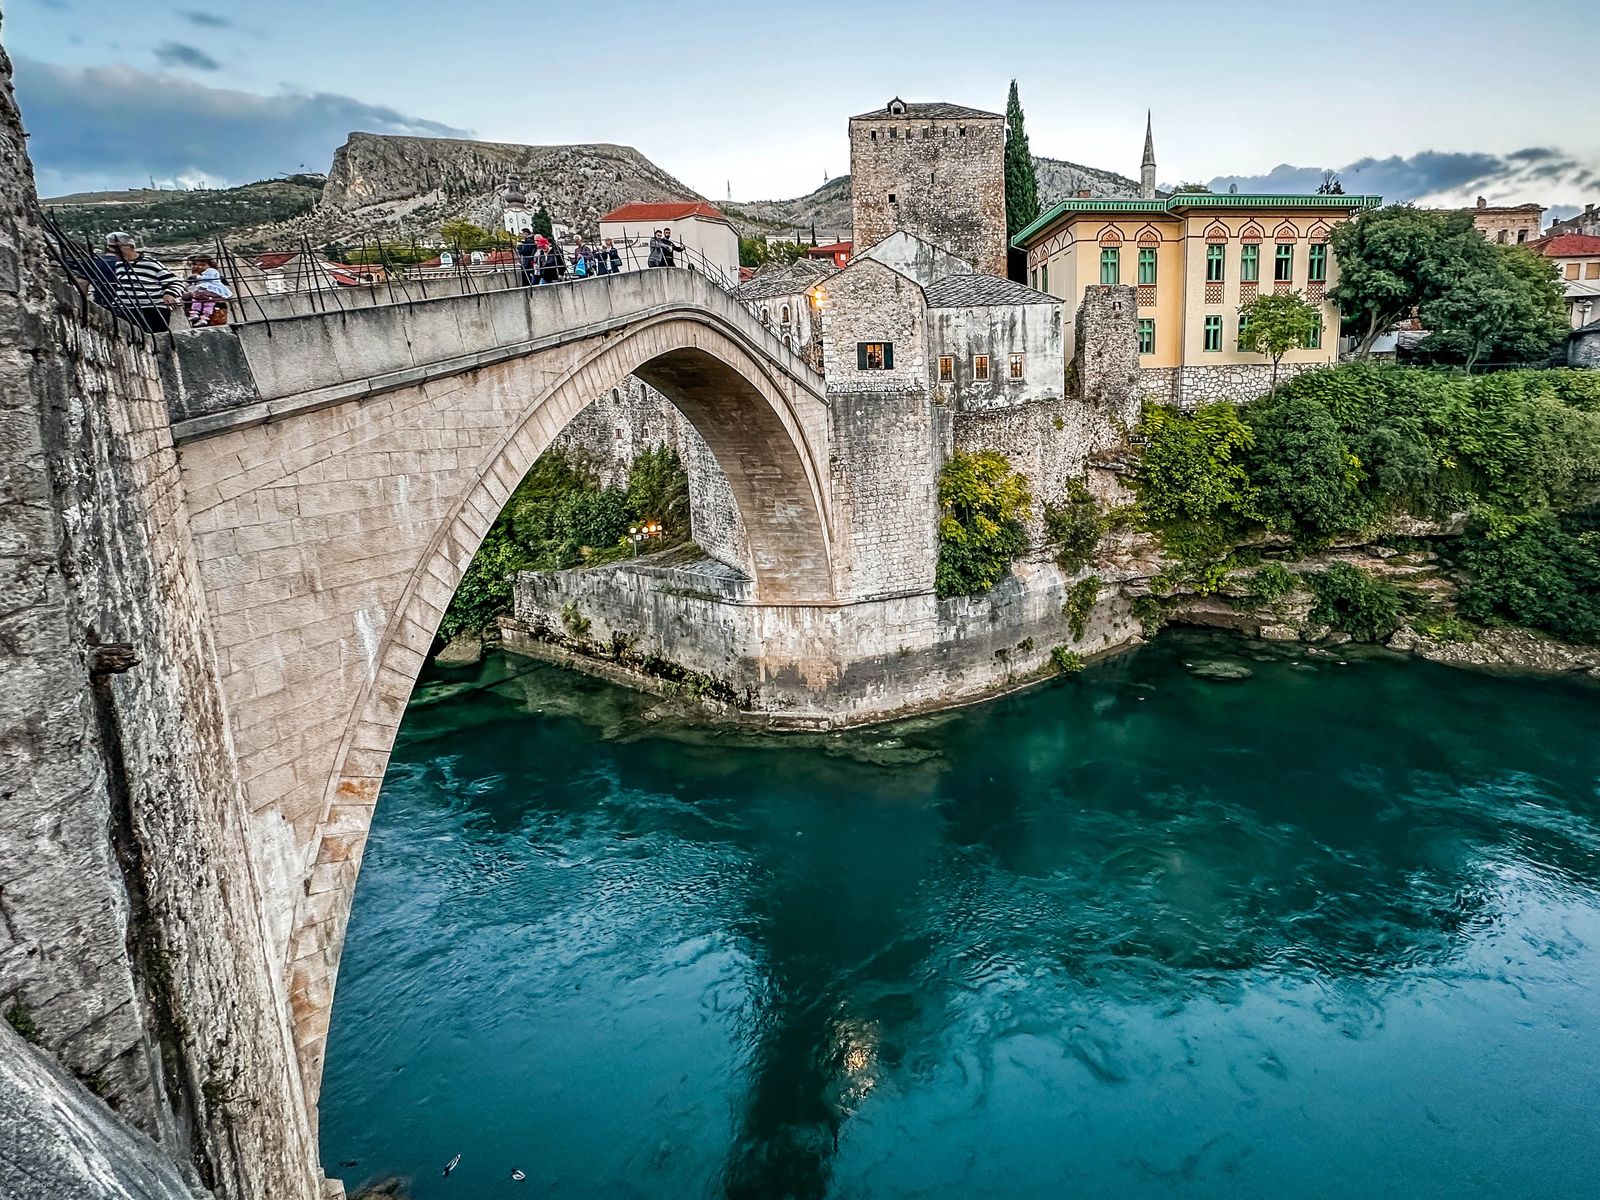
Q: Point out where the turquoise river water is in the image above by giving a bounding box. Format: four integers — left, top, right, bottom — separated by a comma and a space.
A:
320, 633, 1600, 1199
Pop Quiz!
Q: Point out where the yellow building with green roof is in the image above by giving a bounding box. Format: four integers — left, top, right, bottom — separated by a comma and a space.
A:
1012, 192, 1381, 405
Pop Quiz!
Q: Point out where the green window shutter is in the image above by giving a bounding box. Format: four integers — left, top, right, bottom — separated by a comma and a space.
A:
883, 342, 894, 369
1204, 315, 1222, 352
1206, 244, 1225, 282
1308, 243, 1327, 283
1042, 263, 1050, 292
1100, 248, 1120, 285
1137, 248, 1157, 285
1275, 243, 1294, 282
1241, 244, 1259, 282
856, 343, 868, 370
1137, 318, 1155, 355
1306, 319, 1321, 349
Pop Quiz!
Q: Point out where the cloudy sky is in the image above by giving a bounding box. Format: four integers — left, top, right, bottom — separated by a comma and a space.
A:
7, 0, 1595, 218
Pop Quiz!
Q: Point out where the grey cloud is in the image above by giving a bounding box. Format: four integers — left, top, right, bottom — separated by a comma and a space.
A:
183, 11, 233, 27
13, 58, 471, 196
154, 42, 222, 71
1205, 147, 1596, 206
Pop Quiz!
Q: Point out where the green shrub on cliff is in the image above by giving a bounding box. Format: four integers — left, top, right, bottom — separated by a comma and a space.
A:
1043, 479, 1105, 572
1132, 401, 1258, 564
440, 528, 526, 642
1243, 396, 1363, 543
1454, 515, 1600, 644
936, 450, 1032, 597
1305, 563, 1405, 641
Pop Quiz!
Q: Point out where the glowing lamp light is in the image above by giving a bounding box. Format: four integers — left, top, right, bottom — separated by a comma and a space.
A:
810, 287, 826, 310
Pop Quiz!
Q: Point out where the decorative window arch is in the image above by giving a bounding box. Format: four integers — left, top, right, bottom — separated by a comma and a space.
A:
1135, 225, 1162, 248
780, 303, 791, 324
761, 306, 770, 324
1307, 222, 1332, 244
1239, 221, 1265, 244
1272, 221, 1300, 242
783, 334, 793, 350
1098, 226, 1124, 247
1204, 223, 1229, 244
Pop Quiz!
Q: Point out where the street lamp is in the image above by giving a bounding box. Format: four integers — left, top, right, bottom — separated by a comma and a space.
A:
628, 519, 663, 556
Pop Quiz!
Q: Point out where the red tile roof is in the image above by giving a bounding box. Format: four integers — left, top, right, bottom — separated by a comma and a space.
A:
1532, 234, 1600, 258
599, 201, 731, 225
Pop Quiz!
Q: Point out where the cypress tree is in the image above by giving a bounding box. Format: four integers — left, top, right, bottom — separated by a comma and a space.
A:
1004, 80, 1040, 240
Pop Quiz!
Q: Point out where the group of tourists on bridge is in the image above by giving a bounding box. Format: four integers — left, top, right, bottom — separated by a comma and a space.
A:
515, 226, 686, 287
71, 232, 234, 333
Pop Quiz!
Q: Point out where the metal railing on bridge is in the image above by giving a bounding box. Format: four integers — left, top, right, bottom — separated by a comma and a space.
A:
39, 211, 750, 352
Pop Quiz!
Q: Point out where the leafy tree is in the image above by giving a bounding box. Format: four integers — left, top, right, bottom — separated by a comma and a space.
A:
1327, 205, 1480, 358
1043, 478, 1105, 572
321, 241, 347, 262
1305, 563, 1405, 640
1418, 243, 1568, 372
935, 451, 1032, 597
1454, 514, 1600, 644
531, 206, 554, 240
439, 218, 493, 252
1238, 290, 1324, 395
1134, 401, 1258, 562
1243, 395, 1359, 542
1315, 170, 1345, 195
1004, 80, 1040, 240
439, 528, 526, 642
625, 445, 691, 539
1172, 181, 1213, 193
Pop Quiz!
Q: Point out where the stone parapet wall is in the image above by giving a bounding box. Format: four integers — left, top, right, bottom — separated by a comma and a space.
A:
1138, 362, 1325, 409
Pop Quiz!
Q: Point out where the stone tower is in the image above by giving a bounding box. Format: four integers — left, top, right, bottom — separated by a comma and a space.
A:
1140, 111, 1157, 200
848, 97, 1007, 277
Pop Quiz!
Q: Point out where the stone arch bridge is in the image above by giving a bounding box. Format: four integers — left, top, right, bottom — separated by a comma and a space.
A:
161, 266, 932, 1111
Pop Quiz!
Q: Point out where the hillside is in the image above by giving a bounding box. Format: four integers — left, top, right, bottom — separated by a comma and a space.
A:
43, 133, 1148, 255
41, 175, 324, 250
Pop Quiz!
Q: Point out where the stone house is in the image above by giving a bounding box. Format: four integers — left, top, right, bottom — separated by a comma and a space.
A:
1466, 196, 1545, 245
730, 257, 837, 364
848, 97, 1007, 277
1547, 203, 1600, 239
1014, 192, 1381, 406
819, 232, 1062, 407
1530, 233, 1600, 330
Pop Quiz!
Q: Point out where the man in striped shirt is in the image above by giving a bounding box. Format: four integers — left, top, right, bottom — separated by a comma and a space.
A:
104, 232, 182, 333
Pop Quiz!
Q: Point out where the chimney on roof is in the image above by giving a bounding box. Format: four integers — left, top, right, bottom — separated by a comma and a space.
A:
1477, 196, 1487, 209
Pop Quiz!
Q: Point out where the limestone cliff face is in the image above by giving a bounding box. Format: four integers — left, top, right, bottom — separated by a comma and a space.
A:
299, 132, 701, 241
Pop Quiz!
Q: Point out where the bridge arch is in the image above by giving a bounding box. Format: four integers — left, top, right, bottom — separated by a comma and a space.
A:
174, 283, 837, 1106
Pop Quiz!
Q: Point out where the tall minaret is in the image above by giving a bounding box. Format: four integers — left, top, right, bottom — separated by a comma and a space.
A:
1140, 111, 1157, 199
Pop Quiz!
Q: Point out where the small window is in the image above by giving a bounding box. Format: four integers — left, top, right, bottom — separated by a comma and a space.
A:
1587, 262, 1600, 280
614, 427, 623, 440
1099, 247, 1120, 285
761, 307, 770, 324
890, 127, 898, 139
1274, 243, 1294, 282
1241, 244, 1259, 282
1308, 243, 1328, 283
1203, 315, 1223, 352
1137, 318, 1155, 355
1030, 267, 1038, 289
1238, 311, 1250, 340
888, 193, 897, 205
959, 127, 967, 137
938, 355, 954, 383
611, 387, 621, 401
1566, 262, 1581, 281
871, 130, 878, 141
1306, 318, 1322, 350
974, 354, 990, 381
1041, 263, 1050, 293
1206, 244, 1225, 283
1009, 353, 1024, 380
780, 304, 791, 325
1496, 229, 1508, 243
1137, 247, 1157, 285
1517, 229, 1528, 243
857, 342, 893, 370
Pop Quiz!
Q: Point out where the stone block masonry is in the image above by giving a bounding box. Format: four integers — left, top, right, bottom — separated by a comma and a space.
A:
0, 35, 321, 1200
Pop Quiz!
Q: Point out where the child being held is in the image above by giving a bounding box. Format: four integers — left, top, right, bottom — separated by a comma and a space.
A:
184, 255, 232, 326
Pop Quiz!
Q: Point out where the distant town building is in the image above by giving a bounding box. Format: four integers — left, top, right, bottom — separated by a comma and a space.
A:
501, 176, 534, 237
1467, 196, 1544, 244
1569, 317, 1600, 369
848, 97, 1008, 277
807, 241, 852, 268
765, 230, 850, 250
1547, 203, 1600, 239
1531, 233, 1600, 329
597, 201, 740, 280
1013, 192, 1380, 405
